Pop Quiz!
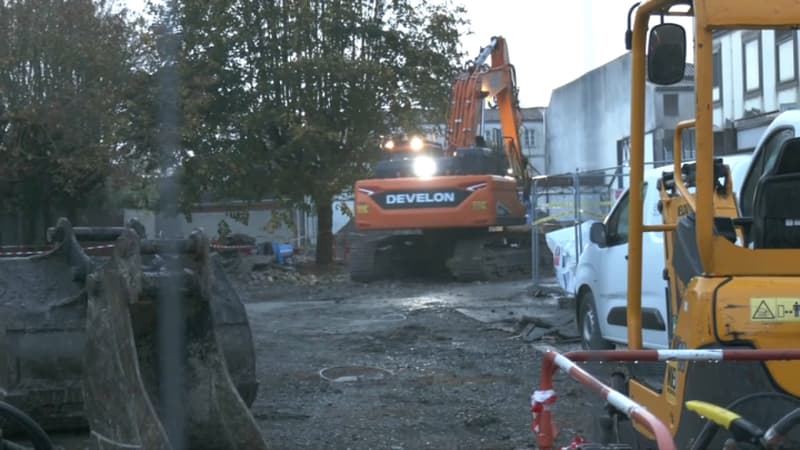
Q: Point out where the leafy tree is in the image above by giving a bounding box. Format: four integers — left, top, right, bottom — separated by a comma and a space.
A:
174, 0, 468, 264
0, 0, 140, 242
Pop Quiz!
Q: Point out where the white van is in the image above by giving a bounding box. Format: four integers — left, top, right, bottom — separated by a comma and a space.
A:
565, 154, 753, 349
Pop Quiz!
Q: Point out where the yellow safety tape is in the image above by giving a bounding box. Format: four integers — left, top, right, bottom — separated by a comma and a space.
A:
531, 211, 575, 226
536, 201, 615, 208
531, 211, 606, 227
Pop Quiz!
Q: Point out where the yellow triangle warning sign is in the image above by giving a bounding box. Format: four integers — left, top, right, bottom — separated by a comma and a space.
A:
752, 300, 776, 320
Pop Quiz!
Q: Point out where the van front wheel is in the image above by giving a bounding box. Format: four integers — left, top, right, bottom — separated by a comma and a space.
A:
578, 290, 615, 350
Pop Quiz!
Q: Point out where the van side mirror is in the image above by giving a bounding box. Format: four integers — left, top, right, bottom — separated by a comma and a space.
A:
647, 23, 686, 85
590, 222, 608, 247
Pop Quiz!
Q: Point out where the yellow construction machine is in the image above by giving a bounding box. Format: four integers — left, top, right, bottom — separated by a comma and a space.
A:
614, 1, 800, 449
532, 2, 800, 450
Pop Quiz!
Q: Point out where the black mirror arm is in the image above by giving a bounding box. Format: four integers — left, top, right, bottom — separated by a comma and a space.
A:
625, 2, 642, 50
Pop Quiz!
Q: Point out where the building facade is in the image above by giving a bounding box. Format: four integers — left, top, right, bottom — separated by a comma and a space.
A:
480, 107, 547, 174
422, 106, 547, 175
713, 29, 800, 152
545, 52, 696, 176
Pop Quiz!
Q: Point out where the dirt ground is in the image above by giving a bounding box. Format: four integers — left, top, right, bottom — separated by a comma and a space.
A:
237, 260, 598, 449
34, 257, 600, 450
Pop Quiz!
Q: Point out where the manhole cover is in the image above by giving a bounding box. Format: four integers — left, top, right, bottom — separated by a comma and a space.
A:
378, 313, 406, 321
319, 366, 393, 383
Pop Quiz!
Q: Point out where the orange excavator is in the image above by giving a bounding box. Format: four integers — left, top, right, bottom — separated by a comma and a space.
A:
349, 36, 535, 281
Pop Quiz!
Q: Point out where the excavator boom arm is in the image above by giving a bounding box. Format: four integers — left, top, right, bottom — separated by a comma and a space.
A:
445, 36, 530, 187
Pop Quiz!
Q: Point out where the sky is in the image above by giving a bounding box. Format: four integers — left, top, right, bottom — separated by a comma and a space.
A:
459, 0, 629, 107
458, 0, 694, 107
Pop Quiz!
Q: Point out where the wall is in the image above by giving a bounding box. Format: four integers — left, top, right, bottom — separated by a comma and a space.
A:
545, 53, 658, 175
332, 196, 354, 235
525, 117, 547, 174
161, 201, 301, 246
654, 87, 696, 131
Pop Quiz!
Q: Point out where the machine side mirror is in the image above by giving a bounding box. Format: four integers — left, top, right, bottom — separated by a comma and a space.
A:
590, 222, 608, 247
647, 23, 687, 85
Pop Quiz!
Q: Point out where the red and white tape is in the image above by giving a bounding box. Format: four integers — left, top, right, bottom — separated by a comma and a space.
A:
210, 244, 257, 251
83, 244, 116, 252
0, 249, 48, 257
0, 244, 116, 257
2, 242, 257, 256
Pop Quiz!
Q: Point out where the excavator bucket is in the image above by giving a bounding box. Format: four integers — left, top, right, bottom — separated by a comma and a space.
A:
1, 219, 97, 432
0, 218, 264, 448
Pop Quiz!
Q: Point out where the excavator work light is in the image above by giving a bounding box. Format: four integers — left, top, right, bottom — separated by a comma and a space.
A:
409, 136, 424, 151
412, 156, 437, 178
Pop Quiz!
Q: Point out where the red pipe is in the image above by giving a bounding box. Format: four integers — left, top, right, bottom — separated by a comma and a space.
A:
533, 348, 800, 450
562, 357, 675, 450
533, 353, 556, 450
564, 349, 800, 362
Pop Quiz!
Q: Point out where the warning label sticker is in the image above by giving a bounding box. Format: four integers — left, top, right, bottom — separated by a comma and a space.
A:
750, 298, 800, 322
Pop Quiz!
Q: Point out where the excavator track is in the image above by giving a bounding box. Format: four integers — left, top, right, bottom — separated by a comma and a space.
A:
348, 231, 445, 282
348, 238, 385, 282
446, 230, 531, 281
348, 228, 531, 282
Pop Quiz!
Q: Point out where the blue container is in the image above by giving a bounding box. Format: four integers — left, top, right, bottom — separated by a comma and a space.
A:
272, 242, 294, 265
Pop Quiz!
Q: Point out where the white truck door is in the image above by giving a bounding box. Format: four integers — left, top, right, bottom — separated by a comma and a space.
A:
594, 190, 633, 345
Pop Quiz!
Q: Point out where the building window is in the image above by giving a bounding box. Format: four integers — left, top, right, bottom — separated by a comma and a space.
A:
491, 128, 502, 147
663, 94, 679, 116
776, 30, 797, 86
524, 129, 536, 148
742, 32, 762, 96
713, 47, 722, 104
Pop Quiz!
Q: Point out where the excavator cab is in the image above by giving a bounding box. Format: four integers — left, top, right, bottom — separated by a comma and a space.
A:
373, 136, 445, 179
373, 135, 510, 179
585, 1, 800, 449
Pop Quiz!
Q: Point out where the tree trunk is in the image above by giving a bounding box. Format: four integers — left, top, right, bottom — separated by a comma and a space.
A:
315, 200, 333, 265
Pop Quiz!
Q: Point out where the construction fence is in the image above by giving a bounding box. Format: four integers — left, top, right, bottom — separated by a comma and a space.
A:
530, 162, 671, 290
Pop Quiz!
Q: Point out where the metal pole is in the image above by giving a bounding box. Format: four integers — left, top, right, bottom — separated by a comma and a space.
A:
576, 169, 583, 258
481, 98, 486, 138
156, 3, 186, 447
627, 5, 648, 350
532, 179, 539, 286
572, 170, 580, 264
